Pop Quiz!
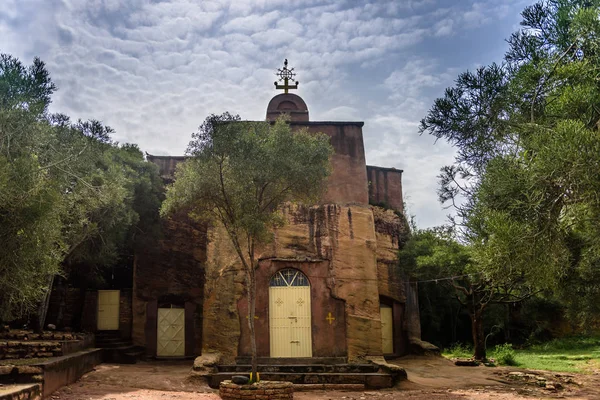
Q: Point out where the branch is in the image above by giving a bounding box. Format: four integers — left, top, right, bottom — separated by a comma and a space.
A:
530, 41, 576, 123
217, 155, 236, 223
260, 185, 291, 212
450, 278, 470, 296
38, 144, 88, 171
455, 293, 467, 306
491, 289, 542, 304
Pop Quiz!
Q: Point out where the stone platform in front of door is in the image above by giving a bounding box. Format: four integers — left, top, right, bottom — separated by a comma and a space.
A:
207, 358, 406, 389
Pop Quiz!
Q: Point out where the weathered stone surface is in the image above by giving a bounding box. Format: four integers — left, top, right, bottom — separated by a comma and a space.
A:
409, 338, 440, 356
201, 223, 246, 363
192, 352, 221, 373
16, 366, 42, 375
219, 380, 293, 400
0, 339, 71, 360
0, 384, 42, 400
367, 166, 404, 212
0, 365, 15, 375
203, 204, 385, 362
367, 357, 407, 376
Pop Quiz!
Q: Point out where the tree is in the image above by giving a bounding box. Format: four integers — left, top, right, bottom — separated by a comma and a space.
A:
162, 114, 333, 379
399, 228, 535, 359
0, 54, 63, 322
420, 0, 600, 333
0, 53, 163, 327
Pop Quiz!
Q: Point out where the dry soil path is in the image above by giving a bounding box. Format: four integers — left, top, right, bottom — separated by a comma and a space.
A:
49, 356, 600, 400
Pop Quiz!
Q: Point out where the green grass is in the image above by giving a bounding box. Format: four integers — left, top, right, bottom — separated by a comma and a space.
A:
442, 336, 600, 373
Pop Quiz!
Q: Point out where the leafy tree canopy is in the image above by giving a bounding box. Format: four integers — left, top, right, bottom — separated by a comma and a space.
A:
0, 54, 162, 323
420, 0, 600, 326
162, 113, 333, 379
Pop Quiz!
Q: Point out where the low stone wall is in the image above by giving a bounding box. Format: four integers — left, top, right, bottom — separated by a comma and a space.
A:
0, 342, 63, 360
0, 349, 102, 397
38, 349, 102, 397
0, 384, 42, 400
219, 381, 293, 400
0, 331, 85, 341
0, 332, 93, 360
0, 365, 43, 385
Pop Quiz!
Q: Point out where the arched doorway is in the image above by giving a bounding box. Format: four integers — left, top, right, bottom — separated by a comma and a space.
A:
269, 268, 312, 357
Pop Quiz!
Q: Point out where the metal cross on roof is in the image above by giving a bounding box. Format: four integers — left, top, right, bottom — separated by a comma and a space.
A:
274, 59, 299, 94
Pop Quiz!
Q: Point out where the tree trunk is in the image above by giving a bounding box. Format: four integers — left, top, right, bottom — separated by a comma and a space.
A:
471, 310, 486, 360
246, 264, 258, 381
36, 275, 55, 333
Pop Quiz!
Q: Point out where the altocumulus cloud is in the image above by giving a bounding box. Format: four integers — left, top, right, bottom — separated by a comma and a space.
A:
0, 0, 528, 227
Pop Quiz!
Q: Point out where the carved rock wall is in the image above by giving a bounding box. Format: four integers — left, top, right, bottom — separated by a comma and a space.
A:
202, 203, 384, 363
372, 207, 408, 304
367, 166, 404, 212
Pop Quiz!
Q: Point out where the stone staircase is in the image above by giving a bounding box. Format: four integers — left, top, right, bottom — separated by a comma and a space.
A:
95, 331, 144, 364
207, 358, 405, 389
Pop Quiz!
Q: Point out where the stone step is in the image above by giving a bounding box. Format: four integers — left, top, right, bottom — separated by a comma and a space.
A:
95, 331, 120, 338
96, 341, 133, 349
234, 357, 347, 365
102, 345, 144, 364
208, 372, 395, 389
96, 336, 124, 343
217, 364, 380, 373
0, 383, 42, 400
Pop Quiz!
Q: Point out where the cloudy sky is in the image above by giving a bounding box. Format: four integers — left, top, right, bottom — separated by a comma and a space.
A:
1, 0, 530, 227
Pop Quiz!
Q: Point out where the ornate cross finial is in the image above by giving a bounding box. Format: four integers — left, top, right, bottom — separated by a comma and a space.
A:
274, 59, 299, 93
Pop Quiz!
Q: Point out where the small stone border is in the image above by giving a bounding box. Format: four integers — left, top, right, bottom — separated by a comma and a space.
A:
219, 380, 293, 400
0, 383, 41, 400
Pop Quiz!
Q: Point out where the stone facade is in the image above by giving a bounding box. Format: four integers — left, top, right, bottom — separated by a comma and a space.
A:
133, 91, 419, 361
367, 166, 404, 211
219, 381, 293, 400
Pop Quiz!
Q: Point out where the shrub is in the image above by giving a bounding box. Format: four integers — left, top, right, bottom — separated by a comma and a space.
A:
444, 343, 473, 358
493, 343, 517, 366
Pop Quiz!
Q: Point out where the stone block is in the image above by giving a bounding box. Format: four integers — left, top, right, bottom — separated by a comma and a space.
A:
0, 365, 15, 375
365, 374, 392, 389
16, 366, 42, 375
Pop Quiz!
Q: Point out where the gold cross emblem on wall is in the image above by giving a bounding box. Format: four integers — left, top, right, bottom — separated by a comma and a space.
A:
326, 312, 335, 325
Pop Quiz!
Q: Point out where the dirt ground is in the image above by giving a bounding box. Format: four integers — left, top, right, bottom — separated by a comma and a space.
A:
49, 356, 600, 400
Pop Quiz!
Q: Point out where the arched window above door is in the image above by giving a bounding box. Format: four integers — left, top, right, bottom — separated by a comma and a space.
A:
270, 268, 310, 287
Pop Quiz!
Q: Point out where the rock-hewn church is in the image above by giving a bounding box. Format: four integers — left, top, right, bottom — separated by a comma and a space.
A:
48, 61, 427, 386
135, 61, 422, 364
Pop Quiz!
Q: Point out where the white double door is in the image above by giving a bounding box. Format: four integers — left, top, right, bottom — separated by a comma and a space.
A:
269, 285, 312, 357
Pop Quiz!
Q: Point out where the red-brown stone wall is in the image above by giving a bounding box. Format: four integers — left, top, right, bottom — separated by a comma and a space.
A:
132, 214, 207, 356
366, 166, 403, 212
291, 123, 369, 206
148, 122, 370, 207
237, 260, 347, 358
